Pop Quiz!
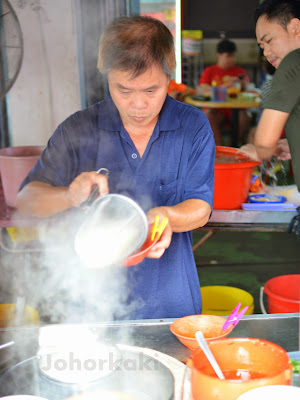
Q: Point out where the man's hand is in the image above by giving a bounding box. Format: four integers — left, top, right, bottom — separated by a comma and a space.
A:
146, 208, 172, 259
274, 138, 291, 161
17, 170, 110, 218
237, 144, 262, 162
67, 171, 109, 207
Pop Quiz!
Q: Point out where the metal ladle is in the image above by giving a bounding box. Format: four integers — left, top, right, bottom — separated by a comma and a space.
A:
195, 331, 225, 380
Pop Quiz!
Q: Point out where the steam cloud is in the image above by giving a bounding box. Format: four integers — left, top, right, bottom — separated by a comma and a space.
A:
3, 208, 143, 325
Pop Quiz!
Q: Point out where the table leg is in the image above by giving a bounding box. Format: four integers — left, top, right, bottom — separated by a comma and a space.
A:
231, 108, 239, 147
192, 230, 217, 252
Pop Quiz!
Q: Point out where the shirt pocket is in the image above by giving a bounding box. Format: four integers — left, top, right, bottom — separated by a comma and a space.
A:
159, 178, 181, 206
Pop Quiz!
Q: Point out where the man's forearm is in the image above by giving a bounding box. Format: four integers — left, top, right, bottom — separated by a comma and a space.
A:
16, 181, 71, 218
151, 199, 211, 233
255, 108, 289, 161
255, 144, 277, 161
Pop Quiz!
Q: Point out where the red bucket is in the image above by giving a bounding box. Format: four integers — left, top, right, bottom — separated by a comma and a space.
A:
260, 274, 300, 313
214, 146, 260, 210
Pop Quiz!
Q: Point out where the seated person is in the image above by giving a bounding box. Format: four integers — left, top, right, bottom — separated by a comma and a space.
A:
199, 39, 251, 145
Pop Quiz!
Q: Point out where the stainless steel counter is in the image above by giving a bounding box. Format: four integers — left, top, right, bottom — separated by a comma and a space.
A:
0, 313, 298, 398
204, 209, 297, 231
1, 313, 298, 365
94, 312, 300, 360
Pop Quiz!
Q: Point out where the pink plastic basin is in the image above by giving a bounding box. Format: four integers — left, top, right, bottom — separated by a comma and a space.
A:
0, 146, 44, 208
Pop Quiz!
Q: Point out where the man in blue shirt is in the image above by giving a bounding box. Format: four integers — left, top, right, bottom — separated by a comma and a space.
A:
17, 16, 215, 319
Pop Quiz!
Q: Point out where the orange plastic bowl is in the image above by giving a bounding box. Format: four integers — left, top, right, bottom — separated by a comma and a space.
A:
124, 234, 157, 267
214, 146, 260, 210
170, 314, 233, 351
190, 337, 293, 400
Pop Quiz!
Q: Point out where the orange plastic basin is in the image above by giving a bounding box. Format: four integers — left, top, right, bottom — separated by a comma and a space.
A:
214, 146, 260, 210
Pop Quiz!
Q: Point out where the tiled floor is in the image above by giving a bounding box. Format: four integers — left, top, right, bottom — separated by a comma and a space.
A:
193, 230, 300, 313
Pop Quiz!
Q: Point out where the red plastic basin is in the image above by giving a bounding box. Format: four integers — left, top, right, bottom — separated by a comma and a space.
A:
214, 146, 260, 209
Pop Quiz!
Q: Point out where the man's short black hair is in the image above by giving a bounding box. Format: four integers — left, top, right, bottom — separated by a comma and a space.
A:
217, 39, 237, 54
254, 0, 300, 29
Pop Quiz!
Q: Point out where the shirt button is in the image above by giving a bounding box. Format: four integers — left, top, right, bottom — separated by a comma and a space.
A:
132, 153, 137, 159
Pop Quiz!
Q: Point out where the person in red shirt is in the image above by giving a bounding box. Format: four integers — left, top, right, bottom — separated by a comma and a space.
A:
199, 39, 251, 145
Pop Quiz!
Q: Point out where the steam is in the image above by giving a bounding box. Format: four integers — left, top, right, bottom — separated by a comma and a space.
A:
3, 208, 143, 326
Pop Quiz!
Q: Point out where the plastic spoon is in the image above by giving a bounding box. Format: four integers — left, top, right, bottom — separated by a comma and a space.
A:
195, 331, 225, 380
0, 341, 14, 350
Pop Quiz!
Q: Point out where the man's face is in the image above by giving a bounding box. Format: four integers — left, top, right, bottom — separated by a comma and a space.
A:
256, 15, 300, 69
107, 65, 169, 131
217, 52, 236, 69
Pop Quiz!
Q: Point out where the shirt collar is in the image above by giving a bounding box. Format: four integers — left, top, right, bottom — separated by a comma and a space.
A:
97, 96, 122, 131
98, 94, 181, 132
159, 95, 181, 131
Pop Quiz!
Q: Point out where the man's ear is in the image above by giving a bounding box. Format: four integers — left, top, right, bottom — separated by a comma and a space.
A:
288, 17, 300, 38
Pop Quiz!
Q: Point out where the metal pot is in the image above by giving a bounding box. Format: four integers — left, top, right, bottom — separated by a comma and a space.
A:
0, 346, 174, 400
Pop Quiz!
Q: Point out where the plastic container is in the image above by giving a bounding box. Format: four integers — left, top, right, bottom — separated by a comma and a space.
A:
242, 202, 297, 211
260, 274, 300, 314
288, 351, 300, 387
0, 304, 40, 327
0, 146, 44, 208
124, 233, 157, 266
248, 194, 287, 203
190, 337, 293, 400
201, 286, 254, 316
210, 86, 228, 102
214, 146, 260, 209
170, 314, 233, 351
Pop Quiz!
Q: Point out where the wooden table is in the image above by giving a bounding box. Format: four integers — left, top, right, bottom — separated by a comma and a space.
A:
184, 95, 261, 147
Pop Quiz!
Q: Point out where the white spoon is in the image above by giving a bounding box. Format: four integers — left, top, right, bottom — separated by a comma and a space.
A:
195, 331, 225, 380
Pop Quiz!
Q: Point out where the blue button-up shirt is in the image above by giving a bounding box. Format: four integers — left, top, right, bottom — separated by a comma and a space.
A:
23, 95, 215, 320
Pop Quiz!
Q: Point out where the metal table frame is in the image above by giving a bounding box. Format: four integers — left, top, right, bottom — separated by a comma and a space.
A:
193, 209, 297, 251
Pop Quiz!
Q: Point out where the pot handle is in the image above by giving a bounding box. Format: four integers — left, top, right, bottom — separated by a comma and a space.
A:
80, 168, 110, 208
259, 286, 268, 314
